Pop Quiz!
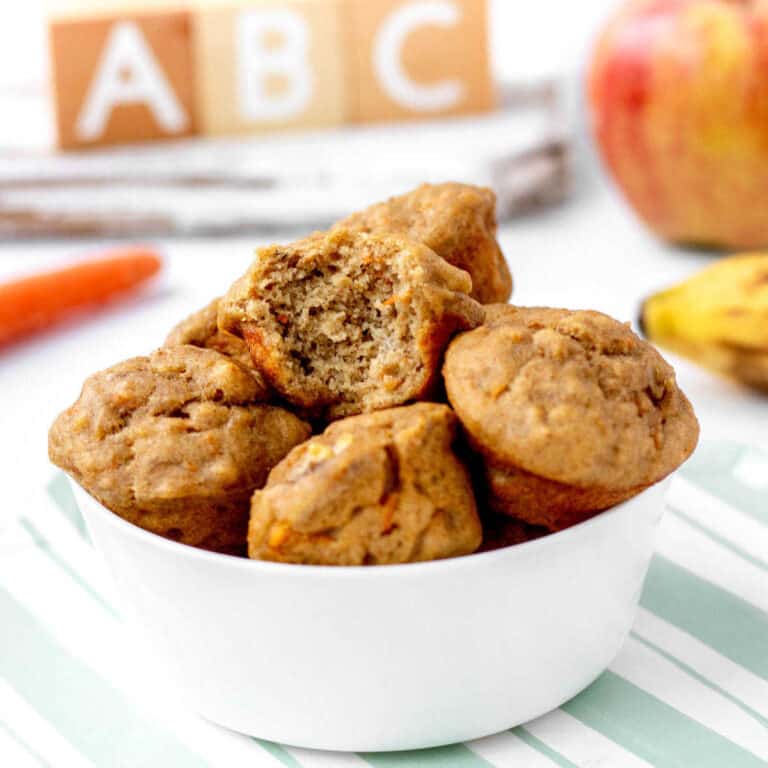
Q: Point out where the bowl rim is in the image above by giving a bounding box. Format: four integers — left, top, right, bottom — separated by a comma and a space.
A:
68, 474, 669, 579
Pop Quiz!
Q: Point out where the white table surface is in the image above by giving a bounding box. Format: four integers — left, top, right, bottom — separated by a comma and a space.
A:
2, 178, 765, 527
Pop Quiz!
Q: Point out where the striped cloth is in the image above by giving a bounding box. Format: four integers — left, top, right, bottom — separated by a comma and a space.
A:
2, 440, 766, 768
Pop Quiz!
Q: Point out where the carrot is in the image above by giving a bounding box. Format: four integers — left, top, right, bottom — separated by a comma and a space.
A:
0, 247, 162, 347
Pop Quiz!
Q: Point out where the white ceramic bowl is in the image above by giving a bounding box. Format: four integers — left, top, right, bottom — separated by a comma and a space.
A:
71, 479, 667, 752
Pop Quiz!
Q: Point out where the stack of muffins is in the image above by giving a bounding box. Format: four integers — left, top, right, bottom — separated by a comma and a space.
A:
49, 183, 699, 565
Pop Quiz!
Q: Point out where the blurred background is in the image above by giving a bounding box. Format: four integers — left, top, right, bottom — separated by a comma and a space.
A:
0, 0, 614, 234
0, 1, 616, 148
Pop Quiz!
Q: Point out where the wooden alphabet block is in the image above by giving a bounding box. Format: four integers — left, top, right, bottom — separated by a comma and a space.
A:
345, 0, 495, 123
193, 0, 347, 135
49, 7, 198, 149
47, 0, 498, 149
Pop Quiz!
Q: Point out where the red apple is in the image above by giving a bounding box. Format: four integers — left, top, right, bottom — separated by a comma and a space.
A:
588, 0, 768, 248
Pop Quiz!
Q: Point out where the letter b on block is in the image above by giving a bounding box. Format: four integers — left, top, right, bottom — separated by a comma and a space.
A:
349, 0, 495, 122
50, 10, 197, 148
194, 1, 347, 134
237, 9, 312, 121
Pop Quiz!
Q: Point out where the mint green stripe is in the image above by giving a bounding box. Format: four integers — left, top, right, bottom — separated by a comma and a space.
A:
679, 442, 768, 525
563, 671, 767, 768
47, 473, 89, 540
630, 631, 768, 729
254, 740, 303, 767
362, 744, 492, 767
0, 719, 50, 767
0, 586, 209, 768
668, 505, 768, 571
512, 727, 577, 768
18, 516, 119, 620
641, 555, 768, 680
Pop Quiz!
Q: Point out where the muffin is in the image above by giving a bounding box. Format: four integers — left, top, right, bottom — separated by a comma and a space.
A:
49, 345, 311, 555
477, 512, 548, 553
165, 297, 254, 369
249, 403, 482, 565
443, 305, 699, 530
337, 182, 512, 304
219, 228, 483, 420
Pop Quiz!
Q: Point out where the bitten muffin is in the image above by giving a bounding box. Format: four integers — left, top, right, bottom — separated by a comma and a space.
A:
219, 228, 483, 420
337, 182, 512, 304
165, 297, 254, 369
49, 345, 311, 555
444, 305, 699, 531
248, 403, 482, 565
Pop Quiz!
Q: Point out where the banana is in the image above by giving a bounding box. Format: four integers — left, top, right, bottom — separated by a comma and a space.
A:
639, 253, 768, 391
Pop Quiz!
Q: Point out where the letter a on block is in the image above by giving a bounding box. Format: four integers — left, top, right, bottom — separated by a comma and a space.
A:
49, 10, 196, 148
77, 21, 188, 141
237, 9, 313, 122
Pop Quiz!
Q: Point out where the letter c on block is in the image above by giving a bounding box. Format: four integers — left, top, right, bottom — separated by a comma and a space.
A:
373, 1, 464, 112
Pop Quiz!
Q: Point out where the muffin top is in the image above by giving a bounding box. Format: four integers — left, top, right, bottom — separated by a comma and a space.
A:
249, 403, 481, 565
49, 345, 311, 514
444, 305, 699, 489
336, 182, 512, 304
165, 297, 256, 370
219, 228, 483, 419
